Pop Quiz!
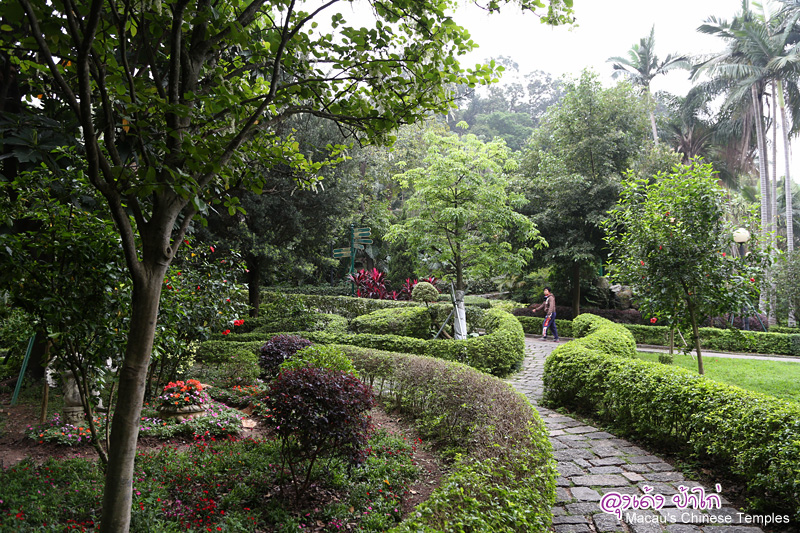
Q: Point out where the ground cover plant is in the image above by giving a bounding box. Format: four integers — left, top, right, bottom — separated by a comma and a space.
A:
1, 427, 422, 532
3, 368, 432, 531
636, 351, 800, 403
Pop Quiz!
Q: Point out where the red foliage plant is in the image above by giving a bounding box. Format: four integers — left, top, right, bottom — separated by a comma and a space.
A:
265, 367, 375, 498
347, 269, 440, 301
258, 335, 314, 379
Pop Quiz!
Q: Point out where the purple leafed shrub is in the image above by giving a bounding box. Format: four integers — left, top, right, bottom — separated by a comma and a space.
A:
265, 367, 375, 498
258, 335, 313, 379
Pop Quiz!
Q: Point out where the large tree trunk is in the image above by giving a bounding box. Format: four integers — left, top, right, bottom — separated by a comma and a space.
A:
455, 241, 465, 292
246, 255, 262, 318
571, 262, 580, 318
772, 82, 779, 242
99, 269, 166, 532
647, 88, 659, 145
753, 85, 772, 320
778, 83, 796, 326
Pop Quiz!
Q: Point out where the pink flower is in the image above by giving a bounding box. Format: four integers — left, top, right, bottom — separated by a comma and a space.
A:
210, 246, 215, 252
722, 252, 726, 257
650, 317, 657, 324
640, 260, 645, 266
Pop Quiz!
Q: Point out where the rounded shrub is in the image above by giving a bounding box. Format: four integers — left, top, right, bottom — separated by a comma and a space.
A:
258, 334, 313, 379
411, 281, 440, 305
279, 344, 359, 377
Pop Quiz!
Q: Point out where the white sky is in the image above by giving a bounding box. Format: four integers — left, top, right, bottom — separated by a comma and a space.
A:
451, 0, 800, 184
452, 0, 746, 93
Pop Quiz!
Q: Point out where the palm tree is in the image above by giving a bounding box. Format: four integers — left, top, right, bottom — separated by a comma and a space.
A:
694, 2, 800, 324
608, 26, 690, 145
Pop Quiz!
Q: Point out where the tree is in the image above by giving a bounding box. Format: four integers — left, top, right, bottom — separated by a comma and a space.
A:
386, 129, 543, 291
6, 0, 574, 529
608, 26, 690, 144
605, 161, 764, 374
695, 3, 800, 324
197, 116, 362, 315
471, 110, 535, 151
518, 70, 651, 316
0, 155, 129, 464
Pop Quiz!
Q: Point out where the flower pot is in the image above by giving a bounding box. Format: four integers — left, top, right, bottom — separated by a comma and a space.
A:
157, 403, 205, 422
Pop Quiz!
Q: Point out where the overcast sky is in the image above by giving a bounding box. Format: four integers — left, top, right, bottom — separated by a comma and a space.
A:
452, 0, 749, 94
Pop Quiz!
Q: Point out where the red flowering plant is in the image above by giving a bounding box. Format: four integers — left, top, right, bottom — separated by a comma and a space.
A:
156, 379, 209, 410
605, 161, 769, 374
151, 239, 247, 396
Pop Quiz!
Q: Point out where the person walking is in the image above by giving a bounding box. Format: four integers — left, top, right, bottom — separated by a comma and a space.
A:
530, 287, 559, 341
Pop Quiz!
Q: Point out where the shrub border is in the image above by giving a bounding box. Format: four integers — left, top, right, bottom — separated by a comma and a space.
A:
515, 316, 800, 357
542, 313, 800, 520
338, 345, 556, 532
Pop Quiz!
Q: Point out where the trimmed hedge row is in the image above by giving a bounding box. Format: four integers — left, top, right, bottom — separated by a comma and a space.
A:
542, 315, 800, 520
624, 324, 800, 357
516, 317, 574, 338
229, 295, 520, 376
226, 307, 524, 377
337, 345, 555, 533
261, 291, 487, 329
263, 292, 420, 319
515, 315, 800, 357
350, 307, 432, 339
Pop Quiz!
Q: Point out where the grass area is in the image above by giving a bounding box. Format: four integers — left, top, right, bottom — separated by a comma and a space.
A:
636, 351, 800, 404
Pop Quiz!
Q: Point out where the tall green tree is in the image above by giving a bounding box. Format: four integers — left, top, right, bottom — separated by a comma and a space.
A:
605, 161, 765, 374
5, 0, 573, 529
608, 26, 690, 144
386, 130, 543, 291
0, 156, 128, 464
198, 116, 362, 314
518, 70, 651, 316
695, 2, 800, 324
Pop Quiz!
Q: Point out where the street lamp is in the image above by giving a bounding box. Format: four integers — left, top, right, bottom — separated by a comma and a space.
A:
733, 228, 751, 330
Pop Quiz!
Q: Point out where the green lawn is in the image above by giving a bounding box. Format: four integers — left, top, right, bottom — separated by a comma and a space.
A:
636, 351, 800, 404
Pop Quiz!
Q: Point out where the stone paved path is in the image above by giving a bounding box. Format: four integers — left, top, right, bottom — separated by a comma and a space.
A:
505, 336, 770, 533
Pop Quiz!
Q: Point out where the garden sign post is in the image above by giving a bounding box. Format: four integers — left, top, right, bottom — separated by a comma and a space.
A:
333, 225, 371, 296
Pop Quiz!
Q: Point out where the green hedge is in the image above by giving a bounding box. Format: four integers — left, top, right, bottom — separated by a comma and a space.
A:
516, 317, 573, 338
770, 325, 800, 334
515, 314, 800, 357
238, 295, 521, 377
626, 324, 800, 357
570, 314, 636, 358
621, 324, 671, 345
350, 307, 432, 339
542, 331, 800, 520
237, 309, 524, 377
337, 345, 555, 533
421, 308, 525, 376
264, 292, 420, 319
194, 340, 263, 365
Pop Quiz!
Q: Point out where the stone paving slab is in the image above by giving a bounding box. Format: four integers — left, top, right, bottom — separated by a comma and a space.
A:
504, 337, 769, 533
